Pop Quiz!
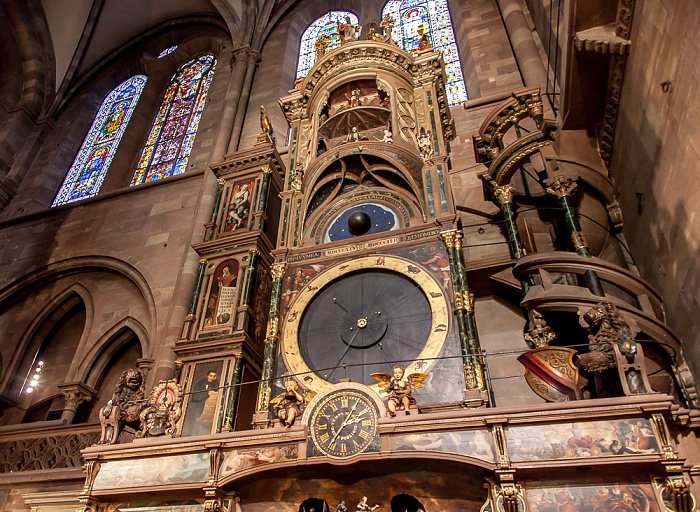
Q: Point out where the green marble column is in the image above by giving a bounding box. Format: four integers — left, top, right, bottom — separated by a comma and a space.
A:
255, 262, 286, 417
441, 230, 485, 391
241, 248, 259, 306
546, 177, 605, 297
223, 356, 243, 431
493, 184, 530, 294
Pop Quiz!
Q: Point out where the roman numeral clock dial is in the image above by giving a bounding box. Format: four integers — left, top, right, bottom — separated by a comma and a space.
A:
308, 389, 379, 458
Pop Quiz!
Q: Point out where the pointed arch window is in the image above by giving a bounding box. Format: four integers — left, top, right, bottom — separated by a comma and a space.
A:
131, 54, 216, 186
383, 0, 468, 106
52, 75, 146, 206
296, 11, 359, 80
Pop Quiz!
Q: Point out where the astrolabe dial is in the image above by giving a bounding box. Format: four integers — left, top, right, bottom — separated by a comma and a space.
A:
308, 388, 379, 458
283, 255, 449, 393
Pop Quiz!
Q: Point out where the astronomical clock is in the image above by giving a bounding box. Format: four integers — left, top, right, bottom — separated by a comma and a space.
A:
252, 37, 488, 430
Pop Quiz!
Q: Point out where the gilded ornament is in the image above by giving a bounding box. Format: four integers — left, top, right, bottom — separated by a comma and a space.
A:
665, 475, 692, 512
493, 184, 516, 207
270, 262, 287, 280
546, 176, 578, 199
372, 365, 428, 417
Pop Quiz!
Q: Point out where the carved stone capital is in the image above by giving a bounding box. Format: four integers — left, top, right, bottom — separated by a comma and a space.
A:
270, 262, 287, 280
546, 176, 578, 199
58, 383, 96, 412
493, 184, 516, 207
664, 475, 692, 512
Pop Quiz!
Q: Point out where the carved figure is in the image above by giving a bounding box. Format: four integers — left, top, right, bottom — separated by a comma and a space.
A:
347, 126, 360, 143
577, 302, 644, 397
314, 34, 331, 61
346, 88, 361, 108
381, 130, 394, 143
371, 365, 428, 417
273, 375, 305, 427
291, 165, 304, 191
260, 105, 274, 142
356, 497, 379, 512
338, 17, 362, 44
336, 501, 348, 512
366, 22, 382, 41
137, 379, 182, 438
98, 368, 146, 444
417, 127, 433, 160
380, 14, 396, 44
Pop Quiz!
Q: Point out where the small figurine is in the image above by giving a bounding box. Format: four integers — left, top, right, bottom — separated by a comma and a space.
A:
380, 14, 396, 44
338, 16, 362, 45
346, 88, 361, 108
314, 34, 331, 62
291, 165, 304, 192
366, 21, 382, 41
417, 127, 433, 161
260, 105, 275, 143
271, 374, 306, 427
356, 497, 379, 512
347, 126, 360, 143
381, 129, 394, 143
336, 501, 348, 512
371, 365, 428, 417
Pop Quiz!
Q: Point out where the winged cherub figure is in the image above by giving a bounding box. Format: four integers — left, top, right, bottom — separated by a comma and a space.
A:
371, 365, 428, 417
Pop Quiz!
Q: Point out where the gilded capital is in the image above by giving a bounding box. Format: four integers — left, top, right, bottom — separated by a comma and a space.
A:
216, 178, 226, 186
199, 259, 208, 265
271, 262, 287, 280
262, 165, 272, 175
440, 229, 463, 250
493, 184, 516, 207
546, 176, 578, 199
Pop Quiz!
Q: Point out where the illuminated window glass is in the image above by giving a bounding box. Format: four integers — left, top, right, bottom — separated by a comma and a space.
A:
158, 45, 179, 58
131, 54, 216, 186
52, 75, 146, 206
383, 0, 468, 106
296, 11, 359, 79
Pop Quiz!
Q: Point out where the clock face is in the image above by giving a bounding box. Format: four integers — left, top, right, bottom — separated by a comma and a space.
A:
308, 389, 379, 458
283, 255, 449, 393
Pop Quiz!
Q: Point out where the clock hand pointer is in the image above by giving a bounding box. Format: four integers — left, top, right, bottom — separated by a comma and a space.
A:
329, 400, 359, 444
328, 327, 360, 379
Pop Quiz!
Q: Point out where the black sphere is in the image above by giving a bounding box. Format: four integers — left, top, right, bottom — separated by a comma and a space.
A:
347, 211, 372, 236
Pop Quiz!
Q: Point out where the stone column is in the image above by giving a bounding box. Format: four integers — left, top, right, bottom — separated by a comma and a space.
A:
228, 50, 261, 153
546, 176, 605, 296
496, 0, 548, 88
181, 258, 208, 340
58, 382, 96, 424
253, 262, 286, 427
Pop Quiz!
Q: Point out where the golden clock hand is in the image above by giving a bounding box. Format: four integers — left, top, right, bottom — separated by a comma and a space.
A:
329, 400, 358, 444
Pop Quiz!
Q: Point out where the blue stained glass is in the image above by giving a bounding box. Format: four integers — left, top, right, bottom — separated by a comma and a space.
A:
296, 11, 359, 79
131, 54, 216, 186
383, 0, 468, 106
52, 75, 147, 206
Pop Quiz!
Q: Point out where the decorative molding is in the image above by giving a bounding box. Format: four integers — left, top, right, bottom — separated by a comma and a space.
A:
0, 431, 100, 472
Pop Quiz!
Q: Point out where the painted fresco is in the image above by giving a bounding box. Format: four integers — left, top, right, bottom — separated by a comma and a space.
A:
93, 452, 209, 489
224, 178, 254, 231
507, 418, 659, 461
525, 482, 661, 512
112, 505, 203, 512
219, 444, 298, 479
389, 430, 495, 462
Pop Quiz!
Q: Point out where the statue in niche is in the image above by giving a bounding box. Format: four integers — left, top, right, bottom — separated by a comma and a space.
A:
345, 88, 361, 108
371, 365, 428, 417
98, 368, 146, 444
347, 126, 360, 143
137, 379, 182, 438
577, 302, 647, 397
417, 127, 433, 161
291, 165, 304, 191
338, 16, 362, 45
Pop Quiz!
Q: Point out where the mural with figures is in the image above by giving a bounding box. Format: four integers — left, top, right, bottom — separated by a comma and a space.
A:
506, 418, 660, 461
524, 482, 662, 512
389, 430, 495, 462
93, 453, 209, 489
219, 444, 298, 479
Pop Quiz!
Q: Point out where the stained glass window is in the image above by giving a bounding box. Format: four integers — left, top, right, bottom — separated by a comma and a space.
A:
383, 0, 468, 106
296, 11, 359, 79
158, 45, 178, 58
52, 75, 147, 206
131, 54, 216, 186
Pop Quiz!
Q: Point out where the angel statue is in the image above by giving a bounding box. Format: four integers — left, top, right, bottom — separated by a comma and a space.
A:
371, 365, 428, 417
259, 105, 275, 143
270, 373, 316, 427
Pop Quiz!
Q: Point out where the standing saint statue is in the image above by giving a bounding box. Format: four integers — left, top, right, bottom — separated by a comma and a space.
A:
260, 105, 275, 143
338, 16, 362, 45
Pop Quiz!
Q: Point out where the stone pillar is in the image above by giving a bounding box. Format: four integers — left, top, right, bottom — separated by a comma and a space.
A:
181, 258, 208, 340
496, 0, 548, 88
253, 262, 286, 427
241, 248, 259, 307
58, 382, 96, 424
210, 48, 254, 162
228, 50, 261, 153
222, 356, 243, 431
546, 176, 605, 296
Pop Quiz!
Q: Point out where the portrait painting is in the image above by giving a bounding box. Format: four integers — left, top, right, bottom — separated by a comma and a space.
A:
181, 360, 225, 437
506, 418, 660, 461
202, 259, 239, 328
224, 178, 255, 232
524, 482, 661, 512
